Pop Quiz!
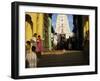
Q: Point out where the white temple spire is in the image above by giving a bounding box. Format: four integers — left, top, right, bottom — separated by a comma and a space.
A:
55, 14, 73, 39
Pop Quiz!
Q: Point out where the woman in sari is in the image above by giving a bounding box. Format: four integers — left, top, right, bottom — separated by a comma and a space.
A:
36, 35, 43, 59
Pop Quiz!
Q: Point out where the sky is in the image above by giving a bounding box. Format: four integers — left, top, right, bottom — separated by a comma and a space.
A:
52, 14, 74, 32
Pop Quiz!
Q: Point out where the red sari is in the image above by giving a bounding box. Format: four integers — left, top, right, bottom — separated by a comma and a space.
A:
36, 38, 43, 52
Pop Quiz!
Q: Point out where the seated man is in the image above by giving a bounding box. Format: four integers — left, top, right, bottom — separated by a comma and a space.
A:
25, 41, 37, 68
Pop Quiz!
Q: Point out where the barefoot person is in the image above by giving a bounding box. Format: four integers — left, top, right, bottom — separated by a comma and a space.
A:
36, 35, 43, 59
25, 41, 37, 68
31, 33, 37, 50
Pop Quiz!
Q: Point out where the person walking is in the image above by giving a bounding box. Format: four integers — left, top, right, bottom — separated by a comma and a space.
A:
36, 35, 43, 59
31, 33, 37, 51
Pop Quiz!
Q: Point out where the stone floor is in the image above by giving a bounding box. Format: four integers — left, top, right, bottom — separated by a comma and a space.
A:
37, 50, 89, 67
